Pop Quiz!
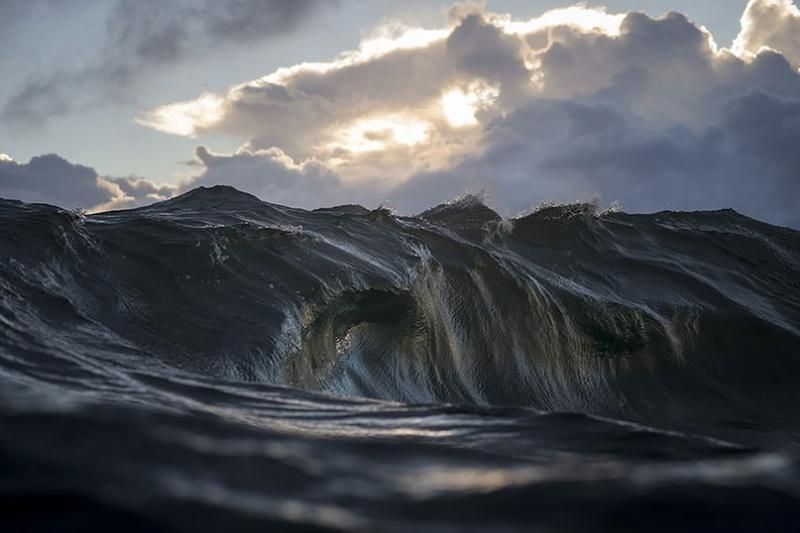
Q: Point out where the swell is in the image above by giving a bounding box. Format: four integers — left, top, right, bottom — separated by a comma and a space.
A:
1, 186, 799, 442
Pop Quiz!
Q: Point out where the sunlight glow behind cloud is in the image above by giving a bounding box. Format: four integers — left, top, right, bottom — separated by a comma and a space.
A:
442, 89, 480, 127
137, 92, 226, 137
139, 4, 624, 141
331, 115, 432, 154
498, 5, 625, 37
441, 82, 500, 127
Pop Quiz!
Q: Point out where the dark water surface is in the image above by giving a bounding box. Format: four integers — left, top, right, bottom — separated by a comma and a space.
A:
2, 186, 800, 531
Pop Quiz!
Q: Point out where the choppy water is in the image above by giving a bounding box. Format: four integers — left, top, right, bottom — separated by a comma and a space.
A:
2, 185, 800, 532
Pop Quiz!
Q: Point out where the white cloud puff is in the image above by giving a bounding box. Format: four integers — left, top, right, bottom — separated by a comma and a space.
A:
733, 0, 800, 68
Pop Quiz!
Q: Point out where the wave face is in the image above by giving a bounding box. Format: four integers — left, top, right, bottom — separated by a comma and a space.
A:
2, 186, 800, 531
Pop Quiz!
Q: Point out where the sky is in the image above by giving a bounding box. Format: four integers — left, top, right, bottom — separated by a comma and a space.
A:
1, 0, 799, 226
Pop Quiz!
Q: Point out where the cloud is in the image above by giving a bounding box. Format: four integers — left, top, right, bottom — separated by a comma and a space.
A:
0, 153, 174, 212
201, 0, 333, 43
2, 0, 338, 126
137, 1, 800, 226
389, 90, 800, 225
1, 77, 74, 127
190, 146, 352, 210
4, 1, 799, 227
734, 0, 800, 68
101, 0, 338, 75
110, 176, 179, 205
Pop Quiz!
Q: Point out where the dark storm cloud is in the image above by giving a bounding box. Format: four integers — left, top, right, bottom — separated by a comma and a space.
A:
0, 154, 121, 210
0, 154, 175, 211
1, 0, 338, 126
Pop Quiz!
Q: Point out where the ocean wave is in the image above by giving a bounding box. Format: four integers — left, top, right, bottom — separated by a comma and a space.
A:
2, 186, 800, 530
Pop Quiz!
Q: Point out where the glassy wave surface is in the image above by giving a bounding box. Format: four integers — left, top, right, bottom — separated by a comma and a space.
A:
2, 185, 800, 531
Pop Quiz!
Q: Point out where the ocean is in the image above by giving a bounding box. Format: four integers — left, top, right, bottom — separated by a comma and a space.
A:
2, 185, 800, 532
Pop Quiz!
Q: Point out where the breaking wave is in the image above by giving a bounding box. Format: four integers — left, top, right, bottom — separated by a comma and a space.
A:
2, 185, 800, 531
